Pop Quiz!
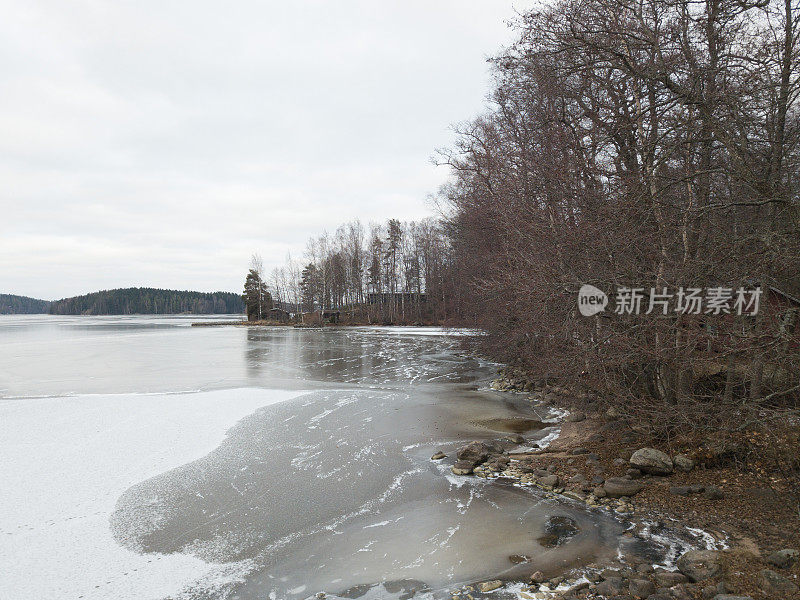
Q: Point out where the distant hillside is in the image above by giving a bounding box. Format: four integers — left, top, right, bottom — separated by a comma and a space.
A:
48, 288, 244, 315
0, 294, 51, 314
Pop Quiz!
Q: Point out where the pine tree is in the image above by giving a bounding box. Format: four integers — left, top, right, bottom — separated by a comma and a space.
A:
242, 269, 272, 321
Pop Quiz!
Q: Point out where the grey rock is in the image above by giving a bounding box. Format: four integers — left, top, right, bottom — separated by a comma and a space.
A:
508, 554, 531, 564
595, 577, 625, 596
670, 485, 692, 496
654, 572, 688, 586
703, 485, 724, 500
529, 570, 545, 583
677, 549, 721, 582
626, 468, 643, 479
613, 458, 627, 466
538, 474, 559, 488
430, 451, 446, 460
669, 583, 694, 600
571, 447, 590, 455
629, 578, 655, 598
603, 477, 644, 497
568, 581, 590, 592
450, 460, 475, 475
505, 434, 525, 444
702, 582, 729, 599
486, 455, 510, 471
673, 454, 695, 472
455, 441, 490, 464
566, 411, 586, 422
759, 568, 799, 595
477, 580, 502, 593
630, 447, 674, 475
767, 548, 799, 569
599, 568, 622, 580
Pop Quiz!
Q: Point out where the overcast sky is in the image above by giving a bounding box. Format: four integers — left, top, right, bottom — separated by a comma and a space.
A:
1, 1, 532, 300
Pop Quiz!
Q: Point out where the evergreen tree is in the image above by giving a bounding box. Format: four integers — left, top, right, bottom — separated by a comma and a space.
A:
299, 263, 319, 312
242, 269, 272, 321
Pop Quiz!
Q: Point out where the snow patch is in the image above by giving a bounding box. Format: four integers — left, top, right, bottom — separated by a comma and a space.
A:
0, 388, 306, 600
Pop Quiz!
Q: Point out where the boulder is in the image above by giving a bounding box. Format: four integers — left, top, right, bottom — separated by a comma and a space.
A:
630, 448, 674, 475
702, 582, 729, 598
456, 441, 490, 464
669, 583, 694, 600
451, 460, 475, 475
508, 554, 531, 564
538, 474, 559, 488
477, 580, 503, 593
629, 578, 655, 598
505, 434, 525, 444
677, 550, 721, 582
566, 411, 586, 422
759, 568, 799, 595
595, 577, 625, 596
430, 451, 446, 460
767, 548, 799, 569
603, 477, 644, 498
674, 454, 695, 472
529, 570, 546, 584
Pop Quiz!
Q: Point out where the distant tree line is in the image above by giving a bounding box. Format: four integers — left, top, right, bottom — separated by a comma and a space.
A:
259, 218, 461, 324
0, 294, 50, 314
48, 288, 243, 315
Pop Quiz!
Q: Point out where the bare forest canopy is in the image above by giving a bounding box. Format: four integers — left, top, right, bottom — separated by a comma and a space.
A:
260, 218, 462, 324
0, 294, 51, 314
48, 288, 243, 315
438, 0, 800, 436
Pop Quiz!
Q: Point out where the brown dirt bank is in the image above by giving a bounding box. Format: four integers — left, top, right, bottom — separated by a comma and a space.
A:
461, 373, 800, 599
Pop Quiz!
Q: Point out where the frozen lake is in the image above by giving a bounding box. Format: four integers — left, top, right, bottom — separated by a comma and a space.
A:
1, 315, 630, 600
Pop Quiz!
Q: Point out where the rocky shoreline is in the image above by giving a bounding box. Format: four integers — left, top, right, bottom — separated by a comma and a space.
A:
428, 369, 800, 600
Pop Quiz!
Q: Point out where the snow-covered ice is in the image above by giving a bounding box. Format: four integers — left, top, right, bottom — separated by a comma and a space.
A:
0, 388, 304, 600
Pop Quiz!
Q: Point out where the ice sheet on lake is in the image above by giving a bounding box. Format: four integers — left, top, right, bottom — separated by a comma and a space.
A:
0, 388, 304, 600
356, 326, 484, 336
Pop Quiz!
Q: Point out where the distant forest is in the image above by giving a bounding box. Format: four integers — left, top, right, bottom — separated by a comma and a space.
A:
0, 294, 51, 314
48, 288, 243, 315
